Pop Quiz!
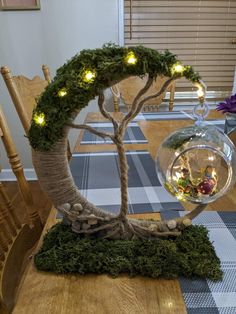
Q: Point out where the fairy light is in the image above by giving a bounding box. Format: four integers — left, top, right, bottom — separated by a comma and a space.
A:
208, 156, 215, 161
173, 172, 181, 181
83, 69, 96, 83
126, 51, 138, 65
33, 112, 46, 126
176, 193, 185, 201
58, 88, 68, 97
195, 80, 206, 104
197, 88, 205, 98
172, 63, 184, 74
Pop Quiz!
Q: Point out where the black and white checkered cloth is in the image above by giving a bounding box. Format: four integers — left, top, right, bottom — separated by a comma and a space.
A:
162, 210, 236, 314
70, 150, 184, 214
81, 122, 147, 145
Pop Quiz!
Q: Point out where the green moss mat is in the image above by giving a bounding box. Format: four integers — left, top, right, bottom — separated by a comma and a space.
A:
34, 223, 222, 281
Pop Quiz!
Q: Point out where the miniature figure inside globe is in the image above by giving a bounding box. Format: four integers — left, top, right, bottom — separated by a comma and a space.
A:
156, 124, 236, 204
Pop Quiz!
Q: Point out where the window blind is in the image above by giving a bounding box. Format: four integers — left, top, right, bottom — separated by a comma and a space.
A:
124, 0, 236, 92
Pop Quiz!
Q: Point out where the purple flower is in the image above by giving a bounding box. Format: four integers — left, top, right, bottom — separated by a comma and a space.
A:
217, 94, 236, 113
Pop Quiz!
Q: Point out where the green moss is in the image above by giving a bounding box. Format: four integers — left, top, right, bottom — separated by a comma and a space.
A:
34, 223, 222, 280
28, 44, 201, 151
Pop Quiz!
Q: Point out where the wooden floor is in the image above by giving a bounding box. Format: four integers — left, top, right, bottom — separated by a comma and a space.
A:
9, 110, 236, 313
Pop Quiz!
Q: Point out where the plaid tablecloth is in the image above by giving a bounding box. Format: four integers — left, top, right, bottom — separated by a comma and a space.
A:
70, 150, 184, 214
134, 111, 194, 121
134, 111, 225, 129
162, 210, 236, 314
81, 122, 147, 145
70, 112, 232, 313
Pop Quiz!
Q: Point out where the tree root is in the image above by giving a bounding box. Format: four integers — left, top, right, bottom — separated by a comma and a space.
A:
57, 203, 197, 240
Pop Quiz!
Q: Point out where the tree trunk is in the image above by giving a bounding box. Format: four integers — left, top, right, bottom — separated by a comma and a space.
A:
115, 134, 129, 220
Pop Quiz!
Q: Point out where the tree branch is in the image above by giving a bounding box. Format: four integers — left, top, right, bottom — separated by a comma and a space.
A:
120, 76, 154, 132
66, 122, 114, 141
98, 92, 119, 132
123, 77, 175, 128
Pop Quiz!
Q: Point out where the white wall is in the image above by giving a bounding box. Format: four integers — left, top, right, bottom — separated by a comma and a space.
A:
0, 0, 119, 171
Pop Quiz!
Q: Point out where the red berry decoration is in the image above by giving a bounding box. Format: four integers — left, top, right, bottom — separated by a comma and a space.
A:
198, 179, 215, 195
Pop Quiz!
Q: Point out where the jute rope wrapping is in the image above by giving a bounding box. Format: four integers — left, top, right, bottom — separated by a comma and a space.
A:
32, 125, 114, 219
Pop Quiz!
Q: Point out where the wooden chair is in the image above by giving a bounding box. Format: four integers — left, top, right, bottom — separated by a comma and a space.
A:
0, 65, 72, 159
0, 106, 42, 313
111, 75, 176, 112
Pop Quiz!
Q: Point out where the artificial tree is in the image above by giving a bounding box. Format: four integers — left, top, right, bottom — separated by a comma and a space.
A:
29, 44, 208, 240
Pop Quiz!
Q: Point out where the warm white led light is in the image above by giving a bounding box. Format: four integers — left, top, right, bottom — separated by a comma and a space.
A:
85, 71, 95, 81
197, 88, 205, 98
172, 63, 184, 73
126, 52, 138, 65
58, 88, 68, 97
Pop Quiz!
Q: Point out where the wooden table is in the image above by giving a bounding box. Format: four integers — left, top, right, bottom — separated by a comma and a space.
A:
13, 110, 236, 314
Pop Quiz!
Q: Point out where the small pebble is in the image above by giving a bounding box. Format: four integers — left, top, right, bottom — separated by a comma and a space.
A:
72, 203, 83, 212
183, 218, 192, 227
167, 220, 177, 230
89, 214, 96, 218
149, 224, 157, 232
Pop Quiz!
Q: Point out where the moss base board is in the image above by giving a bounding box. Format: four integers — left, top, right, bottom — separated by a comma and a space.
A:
34, 223, 222, 281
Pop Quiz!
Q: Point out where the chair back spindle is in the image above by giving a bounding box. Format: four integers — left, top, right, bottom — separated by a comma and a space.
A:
0, 107, 42, 228
42, 64, 52, 84
111, 75, 175, 112
1, 66, 48, 133
0, 106, 42, 313
0, 65, 72, 160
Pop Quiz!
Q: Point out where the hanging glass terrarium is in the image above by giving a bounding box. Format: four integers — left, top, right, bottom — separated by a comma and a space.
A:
156, 106, 236, 204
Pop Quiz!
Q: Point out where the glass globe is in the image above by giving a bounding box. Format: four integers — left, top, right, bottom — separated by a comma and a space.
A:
156, 124, 236, 204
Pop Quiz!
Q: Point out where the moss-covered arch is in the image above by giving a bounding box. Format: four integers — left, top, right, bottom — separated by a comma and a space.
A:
29, 44, 208, 242
28, 44, 201, 151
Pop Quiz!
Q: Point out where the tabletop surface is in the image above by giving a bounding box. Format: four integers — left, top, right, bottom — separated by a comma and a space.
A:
13, 110, 236, 314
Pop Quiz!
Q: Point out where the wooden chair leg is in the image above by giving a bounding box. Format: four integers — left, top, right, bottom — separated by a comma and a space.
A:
42, 65, 51, 84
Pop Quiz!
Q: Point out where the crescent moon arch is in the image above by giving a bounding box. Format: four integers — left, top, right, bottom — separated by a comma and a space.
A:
29, 44, 206, 239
